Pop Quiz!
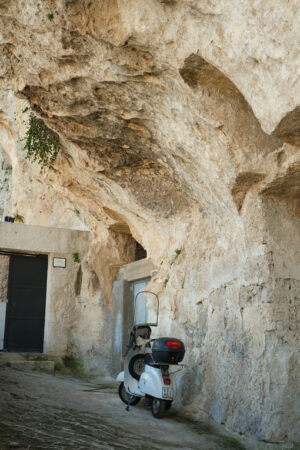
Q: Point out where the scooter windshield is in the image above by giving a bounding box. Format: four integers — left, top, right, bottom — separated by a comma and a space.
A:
134, 291, 159, 327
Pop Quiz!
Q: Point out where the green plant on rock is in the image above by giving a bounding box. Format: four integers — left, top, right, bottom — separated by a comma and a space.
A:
73, 252, 80, 263
170, 248, 182, 267
22, 113, 60, 168
164, 274, 169, 288
15, 214, 24, 223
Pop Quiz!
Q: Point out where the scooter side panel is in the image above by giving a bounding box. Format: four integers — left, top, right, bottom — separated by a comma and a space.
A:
125, 376, 143, 397
139, 365, 174, 400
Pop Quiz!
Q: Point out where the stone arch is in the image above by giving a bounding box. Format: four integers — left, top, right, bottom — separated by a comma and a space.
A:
104, 206, 147, 262
272, 107, 300, 147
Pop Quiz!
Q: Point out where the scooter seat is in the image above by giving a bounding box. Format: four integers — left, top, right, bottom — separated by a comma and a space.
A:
125, 325, 152, 356
133, 325, 152, 340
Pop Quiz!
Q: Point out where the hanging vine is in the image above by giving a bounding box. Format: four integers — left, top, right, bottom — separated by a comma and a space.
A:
22, 113, 61, 168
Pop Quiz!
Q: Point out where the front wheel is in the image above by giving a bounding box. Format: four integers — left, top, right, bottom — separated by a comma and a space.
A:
118, 382, 141, 406
151, 398, 166, 418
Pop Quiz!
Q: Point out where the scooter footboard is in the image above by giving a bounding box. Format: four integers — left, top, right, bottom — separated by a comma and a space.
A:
139, 364, 175, 400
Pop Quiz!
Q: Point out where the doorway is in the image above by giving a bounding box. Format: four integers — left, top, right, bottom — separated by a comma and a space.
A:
4, 254, 48, 352
132, 278, 150, 324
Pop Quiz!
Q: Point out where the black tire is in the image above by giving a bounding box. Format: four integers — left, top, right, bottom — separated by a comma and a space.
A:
118, 382, 141, 406
151, 398, 166, 418
165, 400, 172, 411
128, 354, 146, 381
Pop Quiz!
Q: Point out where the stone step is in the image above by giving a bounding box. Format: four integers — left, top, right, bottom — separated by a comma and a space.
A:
0, 353, 55, 373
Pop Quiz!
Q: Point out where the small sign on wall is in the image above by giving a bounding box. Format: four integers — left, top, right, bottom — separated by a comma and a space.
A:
53, 257, 66, 268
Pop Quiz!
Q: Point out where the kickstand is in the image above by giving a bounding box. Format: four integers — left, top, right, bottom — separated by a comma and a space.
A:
126, 396, 133, 412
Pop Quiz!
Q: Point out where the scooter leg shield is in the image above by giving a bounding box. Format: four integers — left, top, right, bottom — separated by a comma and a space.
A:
116, 371, 124, 382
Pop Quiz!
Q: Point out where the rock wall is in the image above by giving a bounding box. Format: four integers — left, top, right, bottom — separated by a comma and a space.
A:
0, 255, 9, 301
0, 0, 299, 442
0, 91, 13, 221
0, 154, 11, 221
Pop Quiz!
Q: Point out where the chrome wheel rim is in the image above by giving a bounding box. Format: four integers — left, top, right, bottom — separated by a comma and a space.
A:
133, 358, 145, 376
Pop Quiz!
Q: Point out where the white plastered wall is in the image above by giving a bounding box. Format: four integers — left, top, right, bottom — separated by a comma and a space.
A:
0, 222, 90, 354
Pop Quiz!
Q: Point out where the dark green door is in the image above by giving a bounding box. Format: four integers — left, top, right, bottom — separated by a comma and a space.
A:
4, 254, 48, 352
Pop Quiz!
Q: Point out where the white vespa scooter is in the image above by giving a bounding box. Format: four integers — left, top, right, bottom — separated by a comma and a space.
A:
116, 291, 185, 418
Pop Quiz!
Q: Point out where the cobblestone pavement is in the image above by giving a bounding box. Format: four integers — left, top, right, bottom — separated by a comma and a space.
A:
0, 367, 284, 450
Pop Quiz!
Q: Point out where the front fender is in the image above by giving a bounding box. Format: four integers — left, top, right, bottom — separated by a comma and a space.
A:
116, 371, 124, 382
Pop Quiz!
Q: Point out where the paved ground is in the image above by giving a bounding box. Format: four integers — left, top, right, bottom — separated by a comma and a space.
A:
0, 367, 294, 450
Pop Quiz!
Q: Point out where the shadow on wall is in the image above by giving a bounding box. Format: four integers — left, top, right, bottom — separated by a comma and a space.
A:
259, 190, 300, 442
272, 106, 300, 147
179, 53, 282, 213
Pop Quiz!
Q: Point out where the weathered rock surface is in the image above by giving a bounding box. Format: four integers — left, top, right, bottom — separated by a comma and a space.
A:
0, 255, 9, 301
0, 0, 299, 443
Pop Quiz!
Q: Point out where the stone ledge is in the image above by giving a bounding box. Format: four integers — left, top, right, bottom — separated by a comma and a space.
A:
116, 258, 156, 281
0, 360, 55, 373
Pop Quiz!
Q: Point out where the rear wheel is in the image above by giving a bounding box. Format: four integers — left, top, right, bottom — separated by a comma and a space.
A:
118, 382, 141, 406
151, 398, 166, 418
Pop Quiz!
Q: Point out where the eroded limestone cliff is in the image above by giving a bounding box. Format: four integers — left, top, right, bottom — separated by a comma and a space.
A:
0, 0, 299, 442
